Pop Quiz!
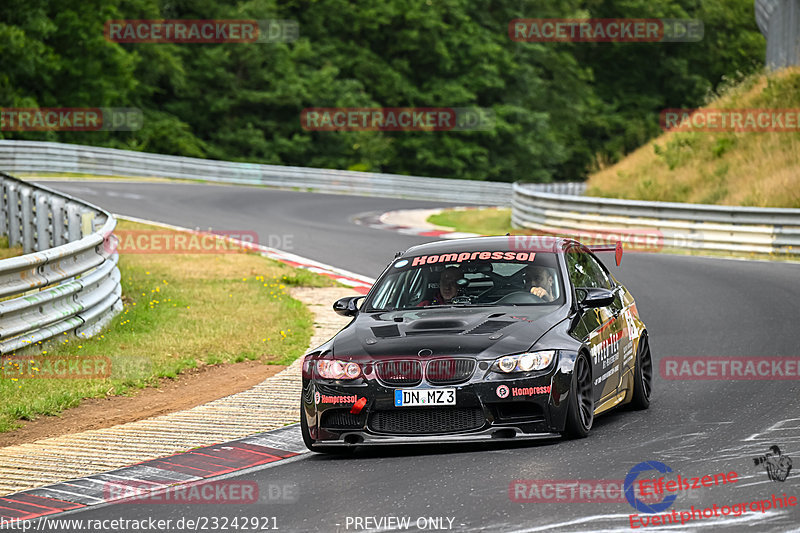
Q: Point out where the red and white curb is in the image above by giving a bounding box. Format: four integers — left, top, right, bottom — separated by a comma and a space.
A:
117, 215, 375, 293
354, 208, 482, 240
0, 426, 305, 522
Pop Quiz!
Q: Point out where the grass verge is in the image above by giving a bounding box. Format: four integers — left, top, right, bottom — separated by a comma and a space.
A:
0, 236, 23, 260
428, 207, 512, 235
0, 219, 335, 433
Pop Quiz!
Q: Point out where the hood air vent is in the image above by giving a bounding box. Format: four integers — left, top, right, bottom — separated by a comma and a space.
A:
466, 320, 514, 335
371, 325, 401, 338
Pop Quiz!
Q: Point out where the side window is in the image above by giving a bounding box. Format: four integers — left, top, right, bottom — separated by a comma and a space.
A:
370, 275, 398, 309
370, 269, 421, 309
566, 248, 612, 289
584, 251, 612, 289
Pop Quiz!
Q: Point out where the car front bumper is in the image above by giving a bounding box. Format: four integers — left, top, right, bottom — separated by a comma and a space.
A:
302, 358, 576, 446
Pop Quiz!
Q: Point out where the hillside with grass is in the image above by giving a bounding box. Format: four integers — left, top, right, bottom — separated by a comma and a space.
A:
585, 68, 800, 208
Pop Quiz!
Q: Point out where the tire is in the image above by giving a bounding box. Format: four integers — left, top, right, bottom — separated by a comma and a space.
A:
563, 352, 593, 439
300, 400, 317, 452
300, 401, 355, 455
630, 334, 652, 410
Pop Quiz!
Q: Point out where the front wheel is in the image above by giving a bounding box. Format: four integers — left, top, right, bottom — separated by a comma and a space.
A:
300, 400, 317, 451
300, 401, 355, 455
630, 334, 652, 410
563, 353, 593, 439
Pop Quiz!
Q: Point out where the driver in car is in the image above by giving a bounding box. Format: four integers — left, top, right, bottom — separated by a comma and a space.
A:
526, 265, 555, 302
418, 266, 463, 306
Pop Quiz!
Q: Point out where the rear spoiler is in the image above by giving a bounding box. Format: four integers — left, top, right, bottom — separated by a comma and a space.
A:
588, 241, 623, 266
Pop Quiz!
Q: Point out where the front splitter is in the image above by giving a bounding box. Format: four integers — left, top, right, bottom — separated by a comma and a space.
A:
313, 427, 562, 446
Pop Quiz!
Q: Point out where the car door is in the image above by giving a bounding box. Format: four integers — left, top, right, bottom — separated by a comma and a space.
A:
565, 245, 624, 405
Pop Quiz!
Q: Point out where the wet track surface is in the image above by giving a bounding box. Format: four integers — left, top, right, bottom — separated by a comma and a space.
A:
33, 181, 800, 532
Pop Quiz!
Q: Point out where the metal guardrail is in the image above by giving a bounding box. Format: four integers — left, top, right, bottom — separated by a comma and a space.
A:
512, 182, 800, 255
5, 140, 796, 258
0, 172, 121, 354
0, 140, 518, 205
0, 140, 586, 205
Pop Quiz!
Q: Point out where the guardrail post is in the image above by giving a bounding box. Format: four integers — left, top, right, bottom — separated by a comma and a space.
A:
50, 196, 67, 247
81, 211, 95, 237
0, 177, 8, 239
19, 185, 35, 254
66, 202, 83, 241
34, 191, 54, 251
6, 181, 21, 247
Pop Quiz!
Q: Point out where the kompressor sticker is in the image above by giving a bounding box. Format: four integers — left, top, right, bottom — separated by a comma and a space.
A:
410, 251, 536, 267
319, 394, 357, 405
512, 385, 551, 397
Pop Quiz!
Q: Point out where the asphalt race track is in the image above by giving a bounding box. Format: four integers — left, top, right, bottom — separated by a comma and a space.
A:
31, 180, 800, 532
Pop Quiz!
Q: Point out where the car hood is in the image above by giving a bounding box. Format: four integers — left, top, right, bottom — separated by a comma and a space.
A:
331, 305, 567, 360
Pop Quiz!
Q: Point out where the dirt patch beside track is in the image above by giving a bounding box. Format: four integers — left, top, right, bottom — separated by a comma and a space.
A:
0, 361, 285, 447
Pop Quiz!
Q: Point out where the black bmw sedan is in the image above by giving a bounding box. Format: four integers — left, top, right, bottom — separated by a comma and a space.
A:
301, 235, 652, 452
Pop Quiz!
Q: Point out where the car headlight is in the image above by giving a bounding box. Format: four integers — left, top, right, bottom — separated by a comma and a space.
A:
492, 351, 556, 373
317, 360, 362, 380
498, 356, 517, 373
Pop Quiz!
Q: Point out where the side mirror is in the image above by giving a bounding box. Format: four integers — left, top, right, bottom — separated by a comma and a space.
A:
577, 288, 614, 308
333, 296, 362, 317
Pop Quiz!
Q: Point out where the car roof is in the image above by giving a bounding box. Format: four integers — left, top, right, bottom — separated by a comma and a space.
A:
399, 235, 575, 257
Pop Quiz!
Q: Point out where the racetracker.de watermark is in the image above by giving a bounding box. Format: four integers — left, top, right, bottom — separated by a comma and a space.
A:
104, 19, 298, 43
509, 18, 703, 42
0, 108, 142, 131
510, 479, 660, 503
105, 479, 298, 504
508, 230, 663, 253
505, 232, 707, 254
106, 230, 293, 254
661, 108, 800, 132
661, 356, 800, 380
300, 107, 495, 131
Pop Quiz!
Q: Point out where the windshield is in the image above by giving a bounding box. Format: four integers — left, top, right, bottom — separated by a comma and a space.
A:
365, 251, 564, 311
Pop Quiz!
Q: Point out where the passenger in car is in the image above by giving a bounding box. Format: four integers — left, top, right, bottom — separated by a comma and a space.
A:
526, 265, 555, 302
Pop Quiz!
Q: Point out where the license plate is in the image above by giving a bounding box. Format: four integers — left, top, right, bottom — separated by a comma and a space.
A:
394, 388, 456, 407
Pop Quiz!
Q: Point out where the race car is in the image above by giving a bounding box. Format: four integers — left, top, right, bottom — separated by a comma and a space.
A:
300, 235, 651, 452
